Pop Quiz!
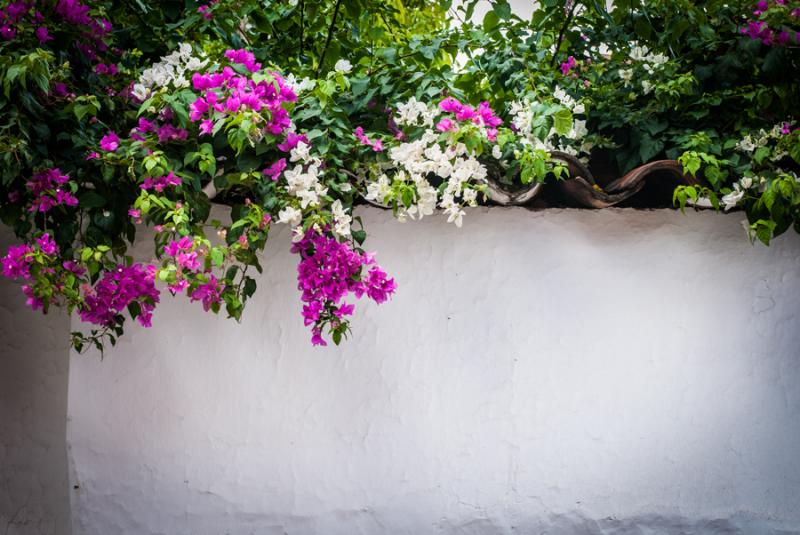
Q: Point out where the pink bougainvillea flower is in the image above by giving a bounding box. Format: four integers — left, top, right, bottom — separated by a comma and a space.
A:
291, 230, 396, 346
164, 236, 193, 257
36, 233, 58, 256
26, 169, 78, 213
189, 97, 209, 121
224, 48, 261, 73
1, 244, 33, 280
94, 63, 117, 76
277, 131, 308, 152
353, 126, 384, 151
156, 124, 188, 143
99, 131, 120, 151
141, 172, 182, 192
439, 96, 462, 113
560, 55, 577, 76
22, 284, 43, 311
56, 0, 93, 25
0, 25, 17, 41
455, 104, 478, 122
199, 119, 214, 136
79, 264, 160, 328
262, 158, 287, 181
436, 118, 455, 132
189, 275, 224, 311
477, 101, 502, 128
35, 27, 52, 43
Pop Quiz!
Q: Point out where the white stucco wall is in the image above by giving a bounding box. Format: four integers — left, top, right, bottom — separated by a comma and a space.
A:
65, 208, 800, 534
0, 231, 72, 535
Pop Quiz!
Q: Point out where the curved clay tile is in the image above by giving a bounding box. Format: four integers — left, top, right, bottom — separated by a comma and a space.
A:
523, 153, 697, 208
547, 151, 643, 208
553, 174, 644, 208
485, 180, 543, 206
605, 159, 699, 194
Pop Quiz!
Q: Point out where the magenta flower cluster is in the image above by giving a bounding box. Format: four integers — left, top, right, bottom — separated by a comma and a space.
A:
223, 48, 261, 72
161, 237, 224, 311
437, 97, 502, 141
2, 233, 58, 279
163, 236, 199, 293
560, 55, 577, 76
741, 1, 800, 45
2, 234, 59, 311
197, 0, 218, 20
189, 275, 223, 312
79, 263, 160, 328
141, 171, 182, 192
354, 126, 384, 151
130, 115, 189, 146
99, 131, 120, 151
94, 62, 117, 76
262, 158, 287, 181
26, 168, 78, 213
0, 2, 43, 42
277, 131, 308, 152
1, 243, 34, 279
57, 0, 113, 59
1, 0, 112, 68
189, 51, 297, 138
291, 230, 396, 346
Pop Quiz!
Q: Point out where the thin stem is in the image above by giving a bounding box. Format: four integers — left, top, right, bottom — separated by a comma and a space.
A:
316, 0, 343, 78
299, 0, 305, 59
550, 0, 580, 66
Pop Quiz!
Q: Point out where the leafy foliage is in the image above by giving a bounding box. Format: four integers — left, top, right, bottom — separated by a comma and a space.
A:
0, 0, 798, 351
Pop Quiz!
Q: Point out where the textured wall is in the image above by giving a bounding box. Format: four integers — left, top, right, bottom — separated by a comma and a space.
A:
65, 208, 800, 534
0, 230, 72, 535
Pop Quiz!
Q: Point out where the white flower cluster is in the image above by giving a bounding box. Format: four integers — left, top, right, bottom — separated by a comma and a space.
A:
330, 200, 352, 238
284, 142, 329, 210
721, 176, 757, 211
619, 44, 669, 94
276, 140, 353, 241
509, 90, 592, 163
553, 87, 586, 115
629, 44, 669, 74
735, 124, 787, 160
394, 97, 437, 128
333, 59, 352, 74
365, 119, 487, 227
285, 74, 316, 94
132, 43, 207, 101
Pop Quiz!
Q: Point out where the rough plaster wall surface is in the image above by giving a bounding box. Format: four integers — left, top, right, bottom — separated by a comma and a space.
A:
67, 208, 800, 535
0, 230, 72, 535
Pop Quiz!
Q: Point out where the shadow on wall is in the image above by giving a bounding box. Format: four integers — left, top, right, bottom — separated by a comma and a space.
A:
0, 229, 72, 535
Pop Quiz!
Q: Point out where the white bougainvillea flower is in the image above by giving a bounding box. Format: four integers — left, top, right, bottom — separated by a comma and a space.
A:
334, 59, 352, 74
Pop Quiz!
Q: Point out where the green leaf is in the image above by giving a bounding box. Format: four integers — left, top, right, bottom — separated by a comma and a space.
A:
79, 191, 106, 208
483, 10, 499, 32
639, 134, 664, 163
210, 248, 224, 267
552, 108, 573, 136
352, 229, 366, 245
243, 277, 257, 299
